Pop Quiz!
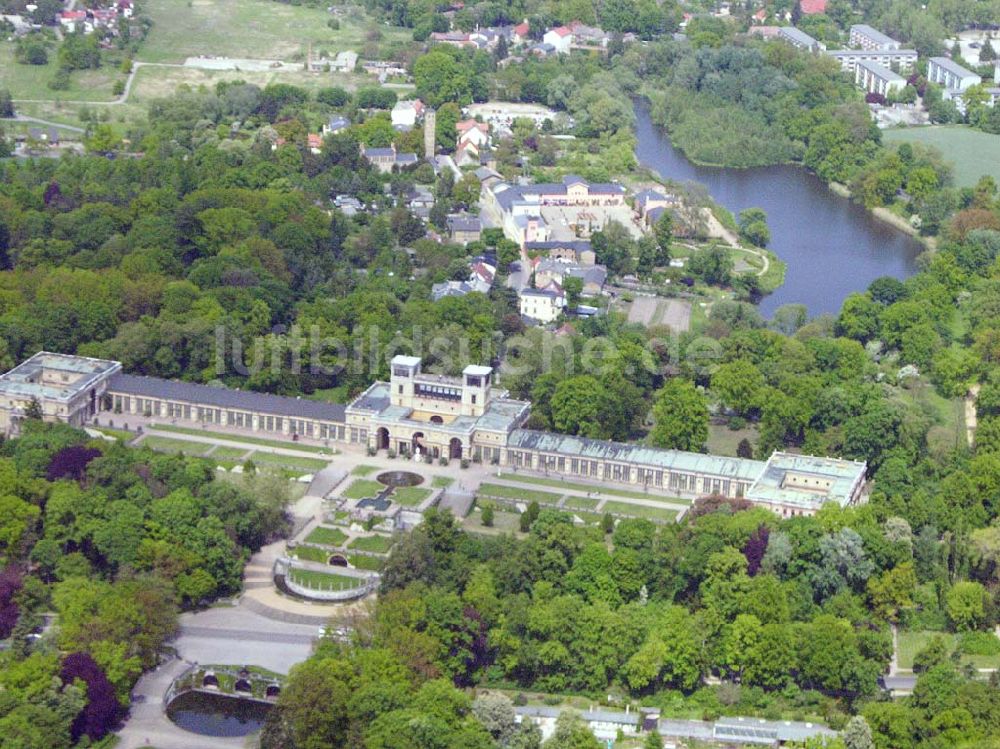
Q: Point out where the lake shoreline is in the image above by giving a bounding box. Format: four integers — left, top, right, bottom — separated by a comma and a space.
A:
632, 98, 923, 316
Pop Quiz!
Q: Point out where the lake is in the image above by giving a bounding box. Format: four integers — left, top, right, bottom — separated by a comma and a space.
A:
633, 99, 924, 317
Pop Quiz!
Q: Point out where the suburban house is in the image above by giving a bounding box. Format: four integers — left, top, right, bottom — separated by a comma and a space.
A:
533, 258, 607, 296
456, 119, 490, 149
446, 214, 483, 244
849, 24, 901, 51
856, 59, 907, 97
306, 133, 323, 154
799, 0, 827, 13
454, 141, 481, 168
542, 26, 573, 54
519, 284, 566, 323
390, 99, 425, 131
360, 144, 419, 173
323, 116, 351, 136
432, 254, 496, 300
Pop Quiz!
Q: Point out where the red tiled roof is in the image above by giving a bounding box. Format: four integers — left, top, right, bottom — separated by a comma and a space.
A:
513, 22, 529, 36
800, 0, 827, 14
550, 26, 572, 37
307, 134, 323, 149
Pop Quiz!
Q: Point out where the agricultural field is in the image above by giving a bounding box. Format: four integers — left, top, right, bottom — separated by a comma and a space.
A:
883, 126, 1000, 187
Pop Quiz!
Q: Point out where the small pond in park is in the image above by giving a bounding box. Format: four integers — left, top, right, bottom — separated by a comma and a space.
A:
166, 691, 272, 737
376, 470, 424, 488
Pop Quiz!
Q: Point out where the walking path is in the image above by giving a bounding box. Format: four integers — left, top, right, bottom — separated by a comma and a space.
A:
2, 114, 86, 133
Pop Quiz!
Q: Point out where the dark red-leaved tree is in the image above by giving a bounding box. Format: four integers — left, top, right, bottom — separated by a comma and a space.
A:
865, 92, 886, 105
60, 652, 122, 742
46, 445, 102, 483
742, 525, 770, 577
0, 567, 22, 638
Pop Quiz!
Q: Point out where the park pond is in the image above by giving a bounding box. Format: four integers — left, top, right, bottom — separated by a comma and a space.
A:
633, 99, 925, 317
166, 690, 272, 737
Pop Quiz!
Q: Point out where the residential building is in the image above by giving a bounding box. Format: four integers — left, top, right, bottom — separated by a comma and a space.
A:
486, 176, 627, 247
456, 119, 490, 149
855, 59, 906, 97
524, 240, 596, 266
330, 50, 358, 72
849, 24, 901, 51
799, 0, 827, 13
826, 48, 917, 73
432, 254, 495, 300
634, 189, 674, 222
778, 26, 821, 52
533, 258, 607, 296
323, 116, 351, 136
519, 285, 566, 322
446, 214, 483, 244
429, 31, 476, 48
360, 144, 419, 173
542, 26, 573, 54
927, 56, 980, 92
511, 21, 530, 44
306, 133, 323, 154
390, 99, 425, 131
526, 42, 557, 57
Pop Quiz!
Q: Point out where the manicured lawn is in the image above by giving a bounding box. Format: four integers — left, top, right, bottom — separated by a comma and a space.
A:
462, 507, 523, 535
351, 465, 379, 476
563, 496, 601, 511
92, 427, 135, 442
303, 526, 349, 547
897, 630, 1000, 670
290, 544, 330, 563
432, 475, 455, 488
212, 445, 252, 460
143, 436, 214, 456
477, 483, 563, 504
347, 534, 394, 554
498, 475, 689, 503
392, 486, 431, 506
707, 420, 759, 459
349, 554, 383, 571
601, 500, 678, 523
883, 125, 1000, 187
249, 452, 329, 472
288, 567, 366, 591
342, 479, 384, 499
331, 510, 351, 524
150, 423, 333, 454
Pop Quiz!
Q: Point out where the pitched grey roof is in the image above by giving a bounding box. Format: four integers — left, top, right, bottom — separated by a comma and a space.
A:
108, 373, 346, 422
